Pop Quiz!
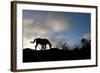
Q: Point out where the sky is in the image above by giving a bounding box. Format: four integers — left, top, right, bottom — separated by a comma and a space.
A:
22, 10, 91, 50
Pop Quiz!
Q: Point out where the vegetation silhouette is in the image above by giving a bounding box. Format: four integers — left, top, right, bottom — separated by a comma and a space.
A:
23, 38, 91, 62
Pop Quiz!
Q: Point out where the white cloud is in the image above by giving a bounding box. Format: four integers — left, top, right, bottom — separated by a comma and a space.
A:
23, 13, 71, 49
82, 33, 91, 41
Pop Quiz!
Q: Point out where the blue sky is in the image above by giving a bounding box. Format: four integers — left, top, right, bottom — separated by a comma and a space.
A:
23, 10, 91, 49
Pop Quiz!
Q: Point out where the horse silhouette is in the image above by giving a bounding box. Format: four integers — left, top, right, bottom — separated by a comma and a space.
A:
30, 38, 52, 50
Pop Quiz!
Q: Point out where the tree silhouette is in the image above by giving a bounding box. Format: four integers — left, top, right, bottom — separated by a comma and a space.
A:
81, 38, 90, 49
56, 41, 69, 50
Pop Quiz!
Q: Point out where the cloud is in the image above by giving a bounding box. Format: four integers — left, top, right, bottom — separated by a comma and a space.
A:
23, 12, 71, 48
82, 33, 91, 41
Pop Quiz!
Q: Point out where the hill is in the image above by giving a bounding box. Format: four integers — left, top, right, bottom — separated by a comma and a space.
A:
23, 47, 90, 62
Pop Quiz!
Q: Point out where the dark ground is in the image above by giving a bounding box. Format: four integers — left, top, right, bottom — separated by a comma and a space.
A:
23, 47, 91, 62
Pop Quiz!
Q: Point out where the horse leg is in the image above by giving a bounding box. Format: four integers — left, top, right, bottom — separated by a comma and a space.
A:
41, 45, 45, 50
35, 43, 38, 50
49, 43, 51, 49
44, 45, 46, 50
41, 45, 44, 50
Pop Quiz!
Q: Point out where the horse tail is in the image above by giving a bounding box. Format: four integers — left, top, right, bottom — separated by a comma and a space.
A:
30, 39, 36, 43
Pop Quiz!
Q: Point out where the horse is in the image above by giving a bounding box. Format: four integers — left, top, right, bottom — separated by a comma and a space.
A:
30, 38, 52, 50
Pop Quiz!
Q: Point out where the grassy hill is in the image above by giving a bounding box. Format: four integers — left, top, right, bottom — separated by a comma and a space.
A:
23, 47, 91, 62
